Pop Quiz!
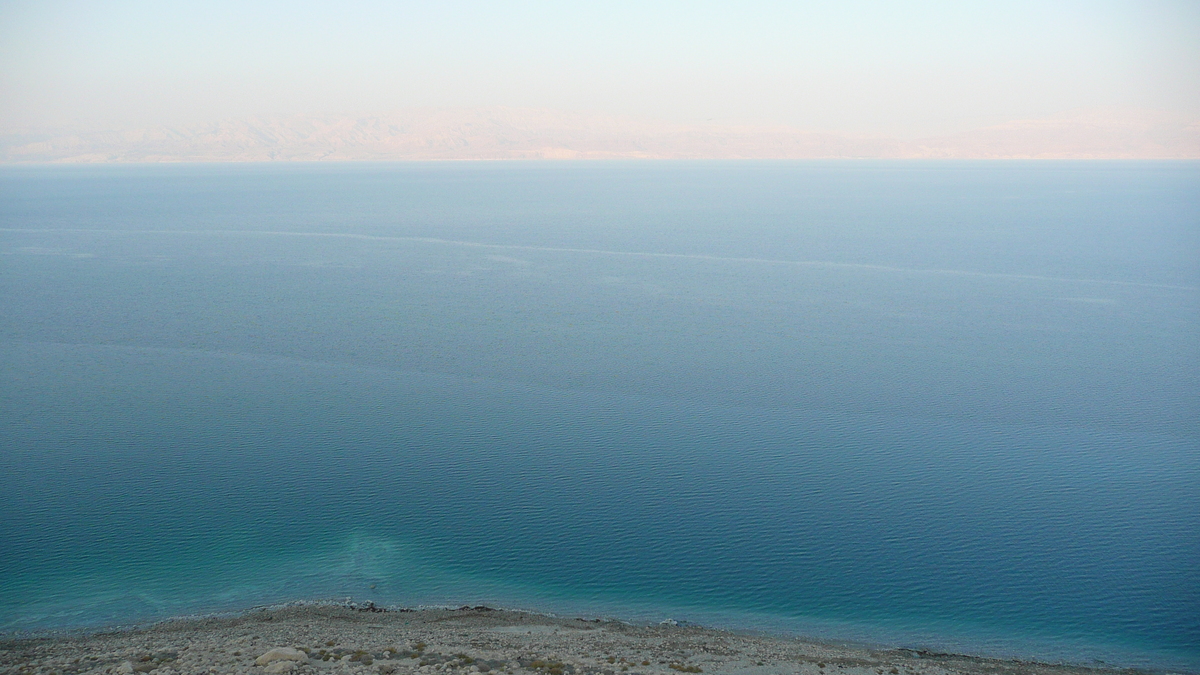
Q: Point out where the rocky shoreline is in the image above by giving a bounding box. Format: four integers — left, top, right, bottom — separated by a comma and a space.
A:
0, 605, 1158, 675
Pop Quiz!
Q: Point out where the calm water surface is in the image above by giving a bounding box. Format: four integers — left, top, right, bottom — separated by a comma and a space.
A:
1, 162, 1197, 670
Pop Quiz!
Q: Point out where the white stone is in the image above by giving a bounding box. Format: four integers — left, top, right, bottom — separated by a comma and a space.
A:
114, 662, 135, 675
265, 663, 297, 674
256, 648, 309, 667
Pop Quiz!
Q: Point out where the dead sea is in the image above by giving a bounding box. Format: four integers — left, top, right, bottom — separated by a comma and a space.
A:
3, 163, 1196, 671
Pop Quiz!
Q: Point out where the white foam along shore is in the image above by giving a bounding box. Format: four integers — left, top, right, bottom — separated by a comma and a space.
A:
0, 604, 1178, 675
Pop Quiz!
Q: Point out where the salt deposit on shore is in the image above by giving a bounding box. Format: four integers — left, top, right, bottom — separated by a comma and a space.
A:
0, 605, 1146, 675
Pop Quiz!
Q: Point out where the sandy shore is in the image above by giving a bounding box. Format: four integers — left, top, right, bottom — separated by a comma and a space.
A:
0, 604, 1152, 675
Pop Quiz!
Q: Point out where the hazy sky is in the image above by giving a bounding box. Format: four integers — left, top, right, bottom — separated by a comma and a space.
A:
1, 0, 1198, 137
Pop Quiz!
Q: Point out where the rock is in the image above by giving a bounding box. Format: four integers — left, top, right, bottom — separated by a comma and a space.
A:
256, 648, 309, 667
376, 664, 399, 674
265, 663, 297, 674
115, 662, 135, 675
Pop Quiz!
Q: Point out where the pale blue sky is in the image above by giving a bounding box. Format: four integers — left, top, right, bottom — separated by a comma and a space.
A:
1, 0, 1197, 136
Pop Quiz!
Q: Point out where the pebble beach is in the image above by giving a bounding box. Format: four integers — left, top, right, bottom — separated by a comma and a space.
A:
0, 606, 1153, 675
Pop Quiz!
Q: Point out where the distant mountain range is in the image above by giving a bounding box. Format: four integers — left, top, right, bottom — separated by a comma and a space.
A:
2, 107, 1197, 162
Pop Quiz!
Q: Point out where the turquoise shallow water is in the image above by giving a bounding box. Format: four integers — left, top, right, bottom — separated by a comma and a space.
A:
1, 162, 1197, 670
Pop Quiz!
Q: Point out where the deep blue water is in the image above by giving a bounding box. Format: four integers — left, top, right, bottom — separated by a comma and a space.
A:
1, 162, 1197, 670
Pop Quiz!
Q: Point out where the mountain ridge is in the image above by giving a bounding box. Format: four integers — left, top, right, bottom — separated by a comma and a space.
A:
3, 107, 1197, 162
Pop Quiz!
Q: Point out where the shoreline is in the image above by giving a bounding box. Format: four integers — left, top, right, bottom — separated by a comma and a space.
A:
0, 604, 1183, 675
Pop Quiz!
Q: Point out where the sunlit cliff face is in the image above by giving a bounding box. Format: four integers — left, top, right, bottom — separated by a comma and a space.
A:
2, 107, 1198, 162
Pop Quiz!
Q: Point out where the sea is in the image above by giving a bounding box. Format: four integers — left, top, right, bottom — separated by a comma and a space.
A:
0, 161, 1196, 671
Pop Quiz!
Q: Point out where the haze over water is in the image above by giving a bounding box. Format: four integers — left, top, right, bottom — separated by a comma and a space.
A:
0, 162, 1197, 671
